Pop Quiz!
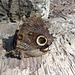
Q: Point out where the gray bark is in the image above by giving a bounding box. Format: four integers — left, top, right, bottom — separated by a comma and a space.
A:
0, 14, 75, 75
0, 0, 75, 75
0, 0, 50, 22
50, 0, 75, 17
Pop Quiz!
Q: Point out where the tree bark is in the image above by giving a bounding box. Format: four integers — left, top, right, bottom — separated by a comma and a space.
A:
0, 0, 75, 75
0, 14, 75, 75
0, 0, 50, 22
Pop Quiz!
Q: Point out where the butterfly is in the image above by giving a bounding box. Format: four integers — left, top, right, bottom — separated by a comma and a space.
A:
8, 14, 54, 59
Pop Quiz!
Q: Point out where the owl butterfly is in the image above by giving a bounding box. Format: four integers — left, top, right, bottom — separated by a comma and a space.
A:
9, 14, 54, 59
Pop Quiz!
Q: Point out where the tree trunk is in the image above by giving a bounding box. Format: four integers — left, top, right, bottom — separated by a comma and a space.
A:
0, 0, 50, 22
0, 14, 75, 75
0, 0, 75, 75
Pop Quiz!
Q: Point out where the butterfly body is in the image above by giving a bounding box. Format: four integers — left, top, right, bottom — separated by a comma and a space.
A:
9, 14, 54, 59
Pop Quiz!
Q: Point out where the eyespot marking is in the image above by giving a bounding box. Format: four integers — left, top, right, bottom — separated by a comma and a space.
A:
36, 35, 47, 46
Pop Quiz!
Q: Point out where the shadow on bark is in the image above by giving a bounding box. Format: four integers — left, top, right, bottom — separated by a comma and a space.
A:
2, 35, 17, 58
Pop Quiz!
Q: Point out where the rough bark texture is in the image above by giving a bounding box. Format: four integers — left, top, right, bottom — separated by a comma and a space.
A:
0, 0, 50, 22
0, 14, 75, 75
50, 0, 75, 17
0, 0, 75, 75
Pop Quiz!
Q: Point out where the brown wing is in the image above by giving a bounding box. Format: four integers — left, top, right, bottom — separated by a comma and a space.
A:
12, 14, 54, 58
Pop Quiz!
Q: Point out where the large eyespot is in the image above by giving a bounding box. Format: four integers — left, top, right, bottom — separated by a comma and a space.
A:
18, 34, 23, 40
36, 35, 47, 46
